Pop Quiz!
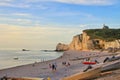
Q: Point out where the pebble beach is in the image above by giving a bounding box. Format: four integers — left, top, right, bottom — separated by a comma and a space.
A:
0, 50, 119, 80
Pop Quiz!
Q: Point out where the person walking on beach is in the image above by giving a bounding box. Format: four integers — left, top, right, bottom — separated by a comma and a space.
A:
51, 63, 57, 71
49, 64, 52, 69
67, 62, 70, 66
51, 64, 54, 71
54, 63, 57, 70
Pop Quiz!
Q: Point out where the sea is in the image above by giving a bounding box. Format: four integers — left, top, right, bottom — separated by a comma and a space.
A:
0, 50, 63, 70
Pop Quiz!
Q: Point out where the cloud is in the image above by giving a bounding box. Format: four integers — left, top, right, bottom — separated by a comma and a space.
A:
12, 13, 31, 17
26, 0, 117, 6
0, 3, 30, 8
0, 0, 117, 8
0, 12, 33, 18
0, 17, 34, 26
0, 12, 41, 26
51, 11, 96, 18
0, 0, 30, 8
0, 0, 14, 3
53, 0, 117, 5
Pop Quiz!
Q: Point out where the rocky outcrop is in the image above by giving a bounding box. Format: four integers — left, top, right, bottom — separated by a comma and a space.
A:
56, 43, 69, 51
56, 29, 120, 51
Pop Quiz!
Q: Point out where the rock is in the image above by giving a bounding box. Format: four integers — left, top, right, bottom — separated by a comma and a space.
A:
56, 43, 69, 51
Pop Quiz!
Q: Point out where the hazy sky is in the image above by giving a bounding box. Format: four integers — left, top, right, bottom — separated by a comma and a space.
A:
0, 0, 120, 50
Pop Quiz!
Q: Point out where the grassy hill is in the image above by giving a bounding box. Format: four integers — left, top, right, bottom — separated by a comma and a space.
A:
83, 28, 120, 42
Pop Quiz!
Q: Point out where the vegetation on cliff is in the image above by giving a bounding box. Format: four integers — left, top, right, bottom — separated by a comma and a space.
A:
83, 28, 120, 42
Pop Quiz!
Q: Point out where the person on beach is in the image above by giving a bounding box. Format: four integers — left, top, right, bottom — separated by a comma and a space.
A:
103, 57, 109, 63
66, 62, 70, 67
62, 61, 66, 66
62, 62, 64, 65
95, 59, 99, 64
51, 64, 55, 71
51, 63, 57, 71
112, 55, 115, 58
67, 62, 70, 66
54, 62, 57, 70
49, 64, 52, 68
86, 57, 90, 61
83, 65, 92, 72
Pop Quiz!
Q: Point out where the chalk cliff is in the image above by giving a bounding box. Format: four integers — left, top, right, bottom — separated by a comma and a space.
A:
69, 34, 83, 50
56, 26, 120, 51
69, 32, 105, 51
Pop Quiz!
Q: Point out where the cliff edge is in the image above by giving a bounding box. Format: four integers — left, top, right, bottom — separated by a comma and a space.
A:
56, 25, 120, 51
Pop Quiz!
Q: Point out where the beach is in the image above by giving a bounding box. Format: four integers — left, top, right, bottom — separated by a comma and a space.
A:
0, 50, 119, 80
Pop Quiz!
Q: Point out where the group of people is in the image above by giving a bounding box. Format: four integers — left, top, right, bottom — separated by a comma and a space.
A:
49, 63, 57, 71
49, 61, 71, 71
62, 61, 70, 67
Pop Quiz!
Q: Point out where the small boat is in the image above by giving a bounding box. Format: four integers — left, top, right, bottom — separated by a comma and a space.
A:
83, 61, 96, 65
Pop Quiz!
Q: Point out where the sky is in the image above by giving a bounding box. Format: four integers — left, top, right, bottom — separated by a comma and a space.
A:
0, 0, 120, 50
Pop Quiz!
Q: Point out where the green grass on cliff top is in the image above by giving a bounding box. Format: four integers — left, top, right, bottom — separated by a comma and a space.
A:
83, 28, 120, 42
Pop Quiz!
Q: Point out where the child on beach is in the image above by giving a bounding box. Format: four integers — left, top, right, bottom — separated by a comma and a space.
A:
49, 64, 52, 68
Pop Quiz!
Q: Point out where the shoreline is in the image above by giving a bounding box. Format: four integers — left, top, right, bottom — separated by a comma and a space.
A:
0, 50, 63, 71
0, 50, 119, 80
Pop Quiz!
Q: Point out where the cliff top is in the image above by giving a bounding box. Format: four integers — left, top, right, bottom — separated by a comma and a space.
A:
83, 28, 120, 41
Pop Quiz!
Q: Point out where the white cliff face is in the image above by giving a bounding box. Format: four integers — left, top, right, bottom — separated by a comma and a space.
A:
69, 32, 91, 51
56, 32, 120, 51
104, 40, 120, 49
82, 32, 90, 50
69, 35, 82, 50
68, 32, 120, 50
